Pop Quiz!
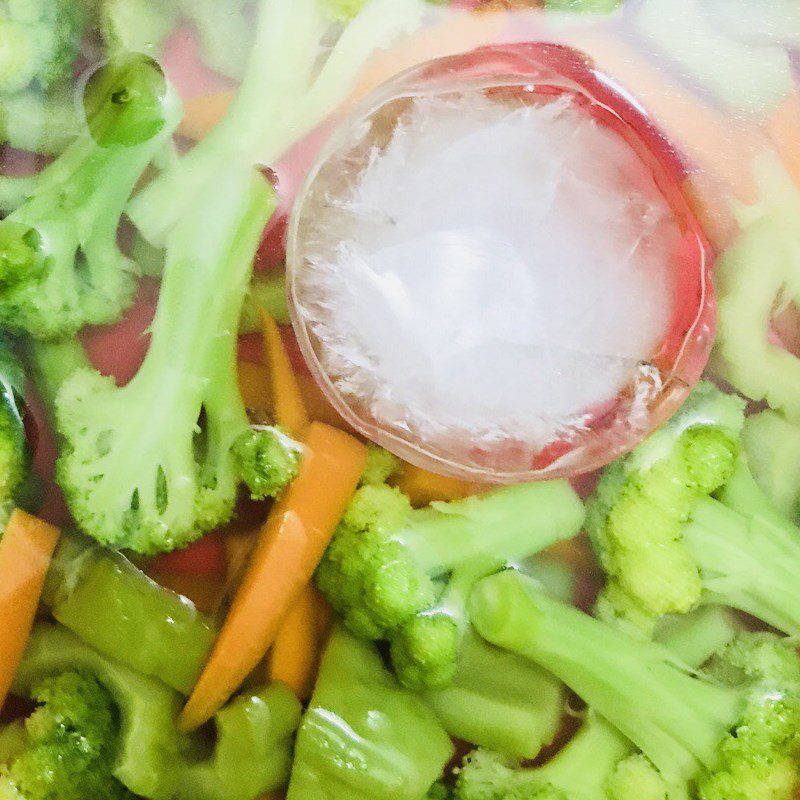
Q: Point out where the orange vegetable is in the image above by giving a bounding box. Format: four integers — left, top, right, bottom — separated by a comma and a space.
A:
178, 91, 233, 141
393, 463, 482, 507
180, 422, 367, 730
260, 310, 309, 437
266, 584, 329, 701
238, 359, 272, 418
296, 373, 352, 431
0, 510, 61, 709
768, 91, 800, 189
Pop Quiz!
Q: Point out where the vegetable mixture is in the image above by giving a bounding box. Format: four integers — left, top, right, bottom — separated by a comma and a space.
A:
0, 1, 799, 800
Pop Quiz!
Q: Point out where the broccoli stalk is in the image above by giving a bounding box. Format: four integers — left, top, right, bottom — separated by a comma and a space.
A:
287, 626, 454, 800
588, 380, 800, 636
48, 166, 301, 553
0, 334, 29, 516
453, 605, 742, 800
469, 570, 800, 800
11, 623, 302, 800
127, 0, 426, 248
316, 480, 585, 689
0, 87, 81, 155
42, 533, 217, 694
0, 55, 182, 339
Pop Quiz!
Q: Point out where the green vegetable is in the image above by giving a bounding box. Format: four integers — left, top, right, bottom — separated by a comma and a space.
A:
586, 381, 742, 632
0, 0, 89, 94
0, 671, 133, 800
741, 409, 800, 521
469, 570, 800, 800
127, 0, 427, 249
13, 624, 301, 800
174, 684, 301, 800
0, 335, 30, 517
425, 628, 564, 760
239, 272, 291, 331
712, 156, 800, 419
316, 480, 585, 689
545, 0, 622, 12
0, 55, 181, 339
43, 534, 217, 694
0, 88, 80, 155
588, 380, 800, 637
287, 626, 454, 800
12, 624, 183, 800
359, 444, 401, 487
44, 167, 299, 553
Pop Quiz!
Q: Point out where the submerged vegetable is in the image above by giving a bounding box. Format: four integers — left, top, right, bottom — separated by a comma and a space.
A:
287, 626, 454, 800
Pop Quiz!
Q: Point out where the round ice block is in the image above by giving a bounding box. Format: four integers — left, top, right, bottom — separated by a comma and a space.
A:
287, 43, 715, 481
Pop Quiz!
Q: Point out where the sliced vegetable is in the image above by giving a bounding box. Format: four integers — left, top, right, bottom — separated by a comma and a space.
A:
181, 422, 367, 729
392, 463, 481, 506
260, 310, 309, 437
0, 510, 60, 709
287, 626, 454, 800
43, 534, 217, 695
267, 584, 329, 701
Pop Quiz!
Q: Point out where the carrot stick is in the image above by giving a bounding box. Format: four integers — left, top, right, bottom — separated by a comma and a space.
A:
238, 359, 272, 418
266, 584, 327, 701
0, 510, 60, 709
180, 422, 367, 730
393, 463, 482, 507
260, 310, 309, 437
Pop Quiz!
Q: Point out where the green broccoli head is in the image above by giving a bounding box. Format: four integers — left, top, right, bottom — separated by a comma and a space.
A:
52, 168, 277, 553
0, 0, 89, 94
359, 444, 401, 487
0, 671, 133, 800
454, 748, 566, 800
316, 478, 586, 687
0, 55, 181, 339
696, 633, 800, 800
587, 381, 746, 631
232, 426, 302, 501
0, 335, 29, 512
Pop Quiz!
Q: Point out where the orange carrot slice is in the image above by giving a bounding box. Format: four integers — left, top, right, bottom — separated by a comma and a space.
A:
0, 510, 60, 709
178, 91, 234, 141
393, 463, 482, 507
180, 422, 367, 730
260, 310, 309, 437
266, 584, 327, 701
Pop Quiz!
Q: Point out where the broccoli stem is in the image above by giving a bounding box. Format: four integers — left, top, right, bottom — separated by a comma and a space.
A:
399, 481, 586, 575
469, 571, 743, 798
0, 89, 81, 155
683, 497, 800, 637
24, 337, 92, 415
127, 0, 425, 247
425, 628, 565, 760
42, 534, 217, 694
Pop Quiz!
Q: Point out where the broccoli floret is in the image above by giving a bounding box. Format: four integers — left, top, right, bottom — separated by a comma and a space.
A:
589, 380, 800, 637
586, 381, 746, 632
453, 605, 739, 800
316, 480, 585, 688
0, 55, 181, 339
127, 0, 426, 248
287, 626, 454, 800
231, 426, 302, 500
14, 624, 301, 800
359, 443, 401, 486
469, 570, 800, 800
39, 167, 297, 553
428, 782, 452, 800
0, 671, 133, 800
0, 0, 89, 94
